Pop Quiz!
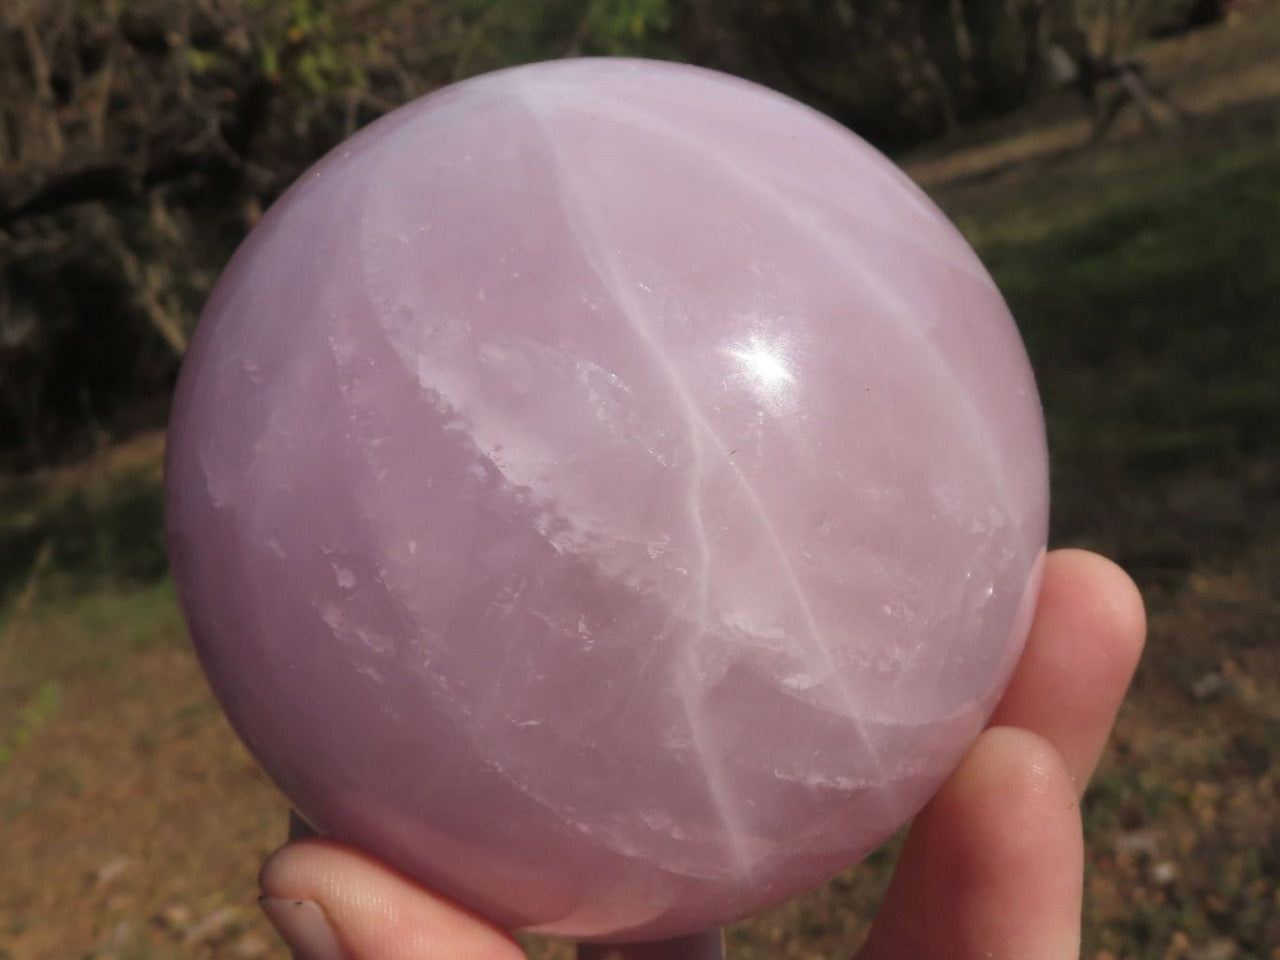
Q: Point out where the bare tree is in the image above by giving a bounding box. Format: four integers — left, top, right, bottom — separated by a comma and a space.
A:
0, 0, 460, 465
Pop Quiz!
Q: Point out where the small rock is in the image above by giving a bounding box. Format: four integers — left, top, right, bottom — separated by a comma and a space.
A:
1151, 860, 1179, 885
98, 920, 132, 957
235, 932, 270, 958
1114, 829, 1160, 858
94, 856, 131, 887
158, 903, 193, 933
1191, 939, 1238, 960
184, 905, 241, 944
1190, 671, 1235, 701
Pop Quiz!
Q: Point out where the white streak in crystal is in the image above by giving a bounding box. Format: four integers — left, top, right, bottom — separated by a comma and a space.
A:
518, 83, 759, 873
558, 83, 1017, 582
550, 84, 990, 286
517, 80, 907, 864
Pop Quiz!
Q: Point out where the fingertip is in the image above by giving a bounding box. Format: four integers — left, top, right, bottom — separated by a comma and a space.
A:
259, 894, 351, 960
990, 549, 1146, 791
259, 837, 344, 903
260, 840, 526, 960
925, 727, 1082, 879
1045, 549, 1146, 664
939, 727, 1084, 957
861, 727, 1082, 960
933, 726, 1082, 861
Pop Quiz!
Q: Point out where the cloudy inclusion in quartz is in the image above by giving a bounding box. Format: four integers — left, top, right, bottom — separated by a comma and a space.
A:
165, 58, 1049, 943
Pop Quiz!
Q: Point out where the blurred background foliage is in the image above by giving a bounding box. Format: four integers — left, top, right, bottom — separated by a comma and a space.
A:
0, 0, 1223, 471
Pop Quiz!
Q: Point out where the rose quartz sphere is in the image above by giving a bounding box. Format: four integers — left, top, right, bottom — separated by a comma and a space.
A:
165, 58, 1047, 942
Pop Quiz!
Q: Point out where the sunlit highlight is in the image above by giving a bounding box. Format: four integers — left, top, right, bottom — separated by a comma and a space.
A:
729, 342, 795, 387
722, 333, 800, 414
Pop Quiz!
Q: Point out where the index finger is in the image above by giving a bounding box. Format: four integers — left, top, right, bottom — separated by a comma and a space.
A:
987, 548, 1146, 794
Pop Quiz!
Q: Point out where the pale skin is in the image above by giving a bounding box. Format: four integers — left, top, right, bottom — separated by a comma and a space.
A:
259, 549, 1146, 960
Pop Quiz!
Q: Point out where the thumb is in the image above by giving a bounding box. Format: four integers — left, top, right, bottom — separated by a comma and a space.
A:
259, 838, 527, 960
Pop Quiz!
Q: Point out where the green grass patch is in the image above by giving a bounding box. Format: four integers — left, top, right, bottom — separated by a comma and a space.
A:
0, 457, 168, 606
0, 443, 182, 761
940, 114, 1280, 580
3, 577, 183, 680
0, 679, 61, 766
0, 578, 184, 762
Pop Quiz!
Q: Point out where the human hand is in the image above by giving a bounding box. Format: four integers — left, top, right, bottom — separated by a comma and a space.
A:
258, 548, 1145, 960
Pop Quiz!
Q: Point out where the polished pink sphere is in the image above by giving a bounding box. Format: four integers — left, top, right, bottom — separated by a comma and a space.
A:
165, 58, 1047, 942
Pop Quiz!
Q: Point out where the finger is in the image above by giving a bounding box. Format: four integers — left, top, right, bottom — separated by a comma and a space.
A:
857, 727, 1083, 960
988, 549, 1145, 793
260, 839, 527, 960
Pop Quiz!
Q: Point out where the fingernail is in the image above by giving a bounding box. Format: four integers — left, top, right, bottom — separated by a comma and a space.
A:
259, 897, 350, 960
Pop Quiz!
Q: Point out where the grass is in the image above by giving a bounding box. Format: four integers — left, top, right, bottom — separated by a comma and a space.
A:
2, 10, 1279, 959
941, 102, 1280, 586
0, 434, 168, 605
0, 434, 180, 770
924, 67, 1280, 955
